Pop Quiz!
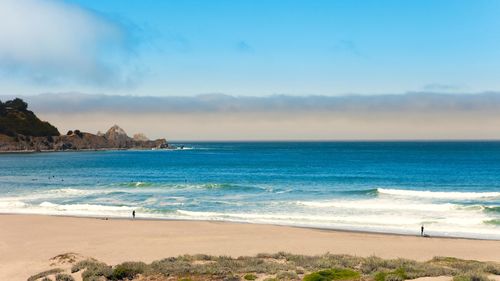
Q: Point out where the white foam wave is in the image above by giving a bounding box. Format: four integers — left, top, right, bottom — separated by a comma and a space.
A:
49, 188, 100, 196
0, 200, 28, 208
378, 188, 500, 199
174, 209, 500, 239
176, 209, 443, 226
1, 188, 104, 202
0, 198, 137, 217
275, 189, 293, 194
296, 199, 456, 212
39, 201, 135, 212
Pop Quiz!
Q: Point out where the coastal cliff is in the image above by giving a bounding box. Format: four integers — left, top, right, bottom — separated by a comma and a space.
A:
0, 98, 171, 152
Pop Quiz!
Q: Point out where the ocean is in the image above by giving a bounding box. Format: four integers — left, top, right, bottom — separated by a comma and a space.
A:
0, 141, 499, 239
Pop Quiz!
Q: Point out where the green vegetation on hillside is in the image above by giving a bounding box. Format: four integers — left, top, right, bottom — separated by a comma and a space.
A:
0, 98, 60, 137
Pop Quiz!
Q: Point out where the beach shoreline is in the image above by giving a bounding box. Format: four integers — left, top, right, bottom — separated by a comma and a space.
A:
1, 212, 497, 242
1, 214, 499, 280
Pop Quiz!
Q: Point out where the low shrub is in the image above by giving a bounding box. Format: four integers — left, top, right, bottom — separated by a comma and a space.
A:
453, 272, 491, 281
484, 263, 500, 275
111, 261, 147, 280
80, 261, 113, 281
71, 259, 100, 273
374, 267, 407, 281
244, 273, 258, 280
361, 256, 389, 274
303, 268, 361, 281
384, 273, 405, 281
431, 257, 485, 273
55, 273, 75, 281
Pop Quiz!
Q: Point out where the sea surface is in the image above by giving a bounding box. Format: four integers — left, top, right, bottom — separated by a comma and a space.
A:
0, 142, 499, 239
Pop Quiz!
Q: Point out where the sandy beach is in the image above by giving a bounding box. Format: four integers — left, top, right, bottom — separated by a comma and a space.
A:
1, 214, 499, 280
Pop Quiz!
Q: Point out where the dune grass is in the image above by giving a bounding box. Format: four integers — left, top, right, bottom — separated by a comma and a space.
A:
29, 252, 499, 281
27, 268, 63, 281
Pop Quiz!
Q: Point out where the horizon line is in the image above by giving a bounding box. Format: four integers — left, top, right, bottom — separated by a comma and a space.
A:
167, 139, 500, 143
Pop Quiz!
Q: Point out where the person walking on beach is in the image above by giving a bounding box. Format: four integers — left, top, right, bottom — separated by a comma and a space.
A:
132, 210, 136, 219
421, 225, 424, 236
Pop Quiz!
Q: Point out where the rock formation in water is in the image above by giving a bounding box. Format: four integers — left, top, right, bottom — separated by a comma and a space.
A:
0, 98, 172, 152
105, 125, 131, 148
133, 133, 149, 142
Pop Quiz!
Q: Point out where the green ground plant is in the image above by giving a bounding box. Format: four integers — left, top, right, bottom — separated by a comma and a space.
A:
303, 268, 361, 281
244, 273, 257, 280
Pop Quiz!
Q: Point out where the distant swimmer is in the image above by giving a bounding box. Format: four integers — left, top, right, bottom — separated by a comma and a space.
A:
132, 210, 136, 219
421, 225, 424, 236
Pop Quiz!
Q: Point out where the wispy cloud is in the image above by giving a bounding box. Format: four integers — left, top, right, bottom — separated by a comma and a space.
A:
235, 41, 254, 53
422, 83, 466, 92
332, 40, 362, 57
0, 0, 143, 88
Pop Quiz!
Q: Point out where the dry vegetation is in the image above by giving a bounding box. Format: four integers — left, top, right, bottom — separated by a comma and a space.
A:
28, 253, 500, 281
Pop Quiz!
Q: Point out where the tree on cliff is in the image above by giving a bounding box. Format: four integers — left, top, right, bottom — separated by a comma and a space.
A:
5, 98, 28, 111
0, 100, 5, 115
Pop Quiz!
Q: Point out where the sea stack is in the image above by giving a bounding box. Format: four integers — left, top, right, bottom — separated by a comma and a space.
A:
105, 125, 131, 148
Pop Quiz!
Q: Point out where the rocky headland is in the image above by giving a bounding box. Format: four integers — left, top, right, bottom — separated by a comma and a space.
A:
0, 98, 172, 152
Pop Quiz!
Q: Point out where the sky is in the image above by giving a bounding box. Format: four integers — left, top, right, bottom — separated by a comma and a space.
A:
1, 0, 500, 140
1, 0, 500, 96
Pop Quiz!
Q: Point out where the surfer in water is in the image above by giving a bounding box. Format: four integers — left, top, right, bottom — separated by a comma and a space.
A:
421, 225, 424, 236
132, 210, 136, 219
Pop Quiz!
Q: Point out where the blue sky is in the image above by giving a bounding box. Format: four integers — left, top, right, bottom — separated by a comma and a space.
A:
1, 0, 500, 96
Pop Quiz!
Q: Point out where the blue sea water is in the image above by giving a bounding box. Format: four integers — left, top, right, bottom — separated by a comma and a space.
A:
0, 141, 499, 239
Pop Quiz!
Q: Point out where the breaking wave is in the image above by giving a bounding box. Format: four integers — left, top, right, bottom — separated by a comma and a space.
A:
296, 199, 456, 212
39, 201, 135, 212
118, 182, 256, 190
377, 188, 500, 199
